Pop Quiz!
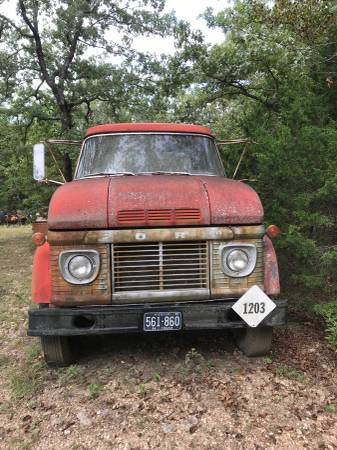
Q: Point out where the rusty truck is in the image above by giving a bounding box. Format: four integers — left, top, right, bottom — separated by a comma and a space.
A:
28, 123, 286, 366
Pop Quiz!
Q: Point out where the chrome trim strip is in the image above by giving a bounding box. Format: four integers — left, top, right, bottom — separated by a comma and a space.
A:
48, 225, 265, 245
112, 288, 209, 303
49, 227, 233, 244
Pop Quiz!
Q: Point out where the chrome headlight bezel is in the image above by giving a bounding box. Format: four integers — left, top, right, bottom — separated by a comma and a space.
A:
219, 243, 257, 278
58, 250, 100, 285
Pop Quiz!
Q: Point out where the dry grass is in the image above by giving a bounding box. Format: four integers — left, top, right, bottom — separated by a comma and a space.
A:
0, 226, 337, 449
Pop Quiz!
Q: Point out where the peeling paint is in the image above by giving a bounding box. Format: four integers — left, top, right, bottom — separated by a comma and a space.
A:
48, 175, 264, 230
263, 235, 280, 295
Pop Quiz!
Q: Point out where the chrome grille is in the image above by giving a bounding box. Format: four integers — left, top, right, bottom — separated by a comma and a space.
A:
113, 241, 208, 292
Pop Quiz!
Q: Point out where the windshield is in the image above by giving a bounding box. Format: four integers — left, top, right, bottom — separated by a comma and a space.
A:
75, 133, 224, 178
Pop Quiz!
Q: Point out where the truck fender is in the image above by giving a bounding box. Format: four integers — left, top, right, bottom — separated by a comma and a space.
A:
263, 235, 280, 296
32, 242, 51, 304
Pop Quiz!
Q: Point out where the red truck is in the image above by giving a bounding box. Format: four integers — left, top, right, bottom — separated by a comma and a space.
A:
28, 123, 286, 366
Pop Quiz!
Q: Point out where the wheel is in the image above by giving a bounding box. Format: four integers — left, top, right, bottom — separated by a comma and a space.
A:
40, 336, 73, 367
233, 327, 273, 356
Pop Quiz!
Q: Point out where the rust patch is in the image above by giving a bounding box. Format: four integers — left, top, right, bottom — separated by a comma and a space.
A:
263, 235, 280, 295
49, 244, 111, 306
210, 238, 264, 298
32, 221, 48, 236
231, 224, 265, 239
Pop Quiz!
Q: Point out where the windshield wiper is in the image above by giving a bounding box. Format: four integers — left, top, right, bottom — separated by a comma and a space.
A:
136, 171, 191, 176
82, 172, 135, 178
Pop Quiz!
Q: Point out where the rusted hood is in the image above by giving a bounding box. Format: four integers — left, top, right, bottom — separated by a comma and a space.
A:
48, 176, 263, 229
200, 176, 263, 225
48, 178, 110, 229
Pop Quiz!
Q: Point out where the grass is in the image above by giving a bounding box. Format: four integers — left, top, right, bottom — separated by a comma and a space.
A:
0, 226, 47, 400
10, 359, 47, 399
10, 343, 50, 399
87, 382, 101, 399
138, 383, 147, 396
0, 225, 33, 325
263, 356, 273, 364
276, 364, 306, 384
324, 404, 336, 413
153, 372, 161, 382
185, 347, 205, 367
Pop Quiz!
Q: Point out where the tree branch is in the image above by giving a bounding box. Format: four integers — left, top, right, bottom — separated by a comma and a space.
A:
18, 0, 54, 88
208, 73, 278, 110
0, 13, 33, 39
60, 15, 85, 80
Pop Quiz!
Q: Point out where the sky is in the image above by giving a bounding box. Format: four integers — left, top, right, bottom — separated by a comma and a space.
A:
133, 0, 228, 54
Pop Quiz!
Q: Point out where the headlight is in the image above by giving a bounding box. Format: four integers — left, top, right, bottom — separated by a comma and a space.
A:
227, 249, 249, 272
68, 255, 93, 280
59, 250, 100, 285
220, 243, 256, 277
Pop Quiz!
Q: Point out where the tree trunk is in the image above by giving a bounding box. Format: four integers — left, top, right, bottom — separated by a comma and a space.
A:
59, 104, 73, 131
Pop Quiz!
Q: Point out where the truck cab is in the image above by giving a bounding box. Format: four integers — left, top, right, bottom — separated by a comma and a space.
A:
28, 123, 287, 366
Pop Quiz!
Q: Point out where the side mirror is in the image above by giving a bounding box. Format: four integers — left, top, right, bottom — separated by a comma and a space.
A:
33, 143, 45, 181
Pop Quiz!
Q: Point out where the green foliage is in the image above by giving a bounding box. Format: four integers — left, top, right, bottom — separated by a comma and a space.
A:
169, 0, 337, 313
138, 383, 147, 396
87, 383, 101, 399
153, 372, 161, 382
276, 364, 306, 384
324, 404, 336, 414
185, 347, 204, 367
0, 0, 178, 130
10, 344, 49, 399
314, 301, 337, 350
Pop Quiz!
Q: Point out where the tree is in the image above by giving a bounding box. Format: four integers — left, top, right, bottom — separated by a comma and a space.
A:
0, 0, 176, 131
166, 0, 337, 305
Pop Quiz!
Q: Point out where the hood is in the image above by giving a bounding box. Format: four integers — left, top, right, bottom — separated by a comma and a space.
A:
48, 176, 263, 230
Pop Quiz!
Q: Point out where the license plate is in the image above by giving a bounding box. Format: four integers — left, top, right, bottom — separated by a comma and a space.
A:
143, 312, 182, 331
232, 285, 276, 327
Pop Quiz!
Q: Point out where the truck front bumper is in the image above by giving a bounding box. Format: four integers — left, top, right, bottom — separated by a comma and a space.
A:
28, 299, 287, 336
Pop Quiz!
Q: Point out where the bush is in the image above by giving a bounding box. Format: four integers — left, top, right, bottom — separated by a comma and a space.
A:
314, 301, 337, 350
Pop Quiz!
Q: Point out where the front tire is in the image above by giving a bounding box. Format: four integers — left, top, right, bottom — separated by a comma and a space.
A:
233, 327, 273, 356
41, 336, 73, 367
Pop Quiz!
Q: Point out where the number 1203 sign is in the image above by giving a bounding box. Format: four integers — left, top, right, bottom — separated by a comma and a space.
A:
232, 285, 276, 327
243, 302, 266, 315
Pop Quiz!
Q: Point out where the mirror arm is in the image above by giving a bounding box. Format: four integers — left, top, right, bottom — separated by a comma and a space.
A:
232, 143, 248, 179
37, 179, 64, 185
43, 141, 66, 183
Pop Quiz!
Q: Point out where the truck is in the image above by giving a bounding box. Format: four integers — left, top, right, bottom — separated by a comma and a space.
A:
28, 122, 287, 366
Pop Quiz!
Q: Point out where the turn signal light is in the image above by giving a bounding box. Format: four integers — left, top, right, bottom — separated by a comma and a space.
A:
266, 224, 280, 238
32, 232, 46, 246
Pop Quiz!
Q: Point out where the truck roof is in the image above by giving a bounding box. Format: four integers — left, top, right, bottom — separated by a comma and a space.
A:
85, 123, 213, 137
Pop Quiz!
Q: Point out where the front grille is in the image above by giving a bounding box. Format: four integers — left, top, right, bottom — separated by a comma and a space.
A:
113, 241, 208, 292
117, 209, 201, 226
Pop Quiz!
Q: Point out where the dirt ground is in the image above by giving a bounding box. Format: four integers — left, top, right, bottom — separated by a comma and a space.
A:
0, 226, 336, 450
